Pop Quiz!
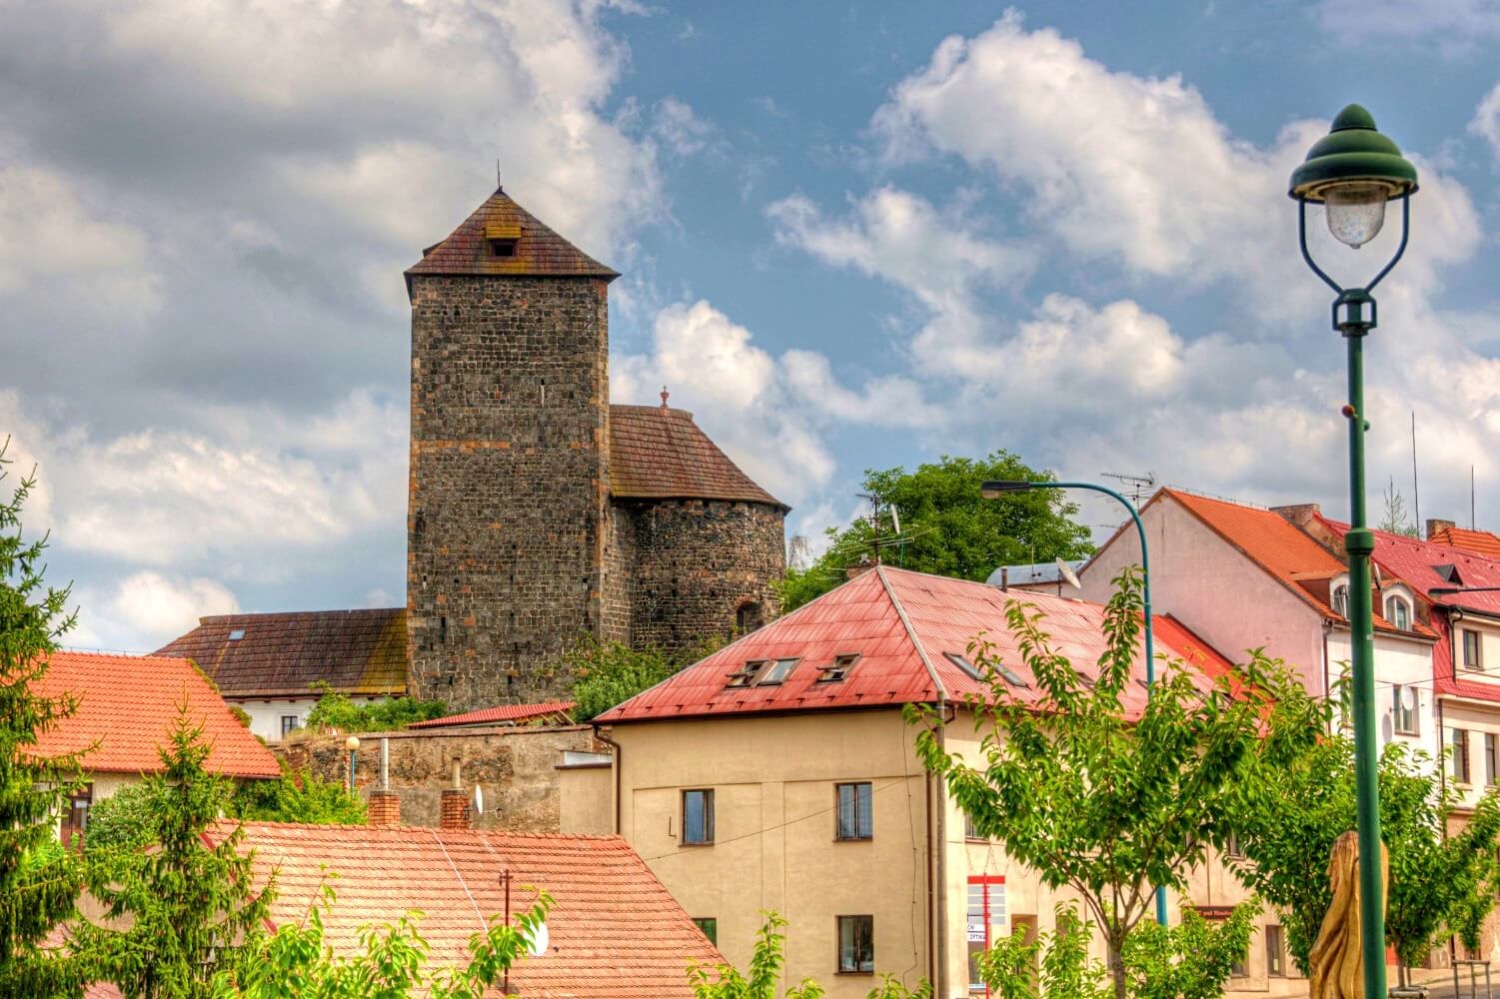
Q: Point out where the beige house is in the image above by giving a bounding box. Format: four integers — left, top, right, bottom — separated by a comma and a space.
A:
565, 566, 1299, 998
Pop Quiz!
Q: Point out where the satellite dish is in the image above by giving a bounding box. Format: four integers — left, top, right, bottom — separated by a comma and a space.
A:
472, 785, 484, 816
1056, 558, 1082, 590
890, 507, 901, 535
528, 920, 549, 958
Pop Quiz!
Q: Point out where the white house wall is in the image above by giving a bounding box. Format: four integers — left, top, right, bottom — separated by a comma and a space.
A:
231, 695, 385, 743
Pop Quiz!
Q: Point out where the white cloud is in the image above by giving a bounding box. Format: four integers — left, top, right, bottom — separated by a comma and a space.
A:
650, 97, 716, 157
69, 571, 239, 653
1318, 0, 1500, 43
1471, 83, 1500, 163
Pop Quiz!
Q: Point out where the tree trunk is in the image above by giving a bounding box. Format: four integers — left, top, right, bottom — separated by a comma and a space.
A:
1109, 933, 1127, 999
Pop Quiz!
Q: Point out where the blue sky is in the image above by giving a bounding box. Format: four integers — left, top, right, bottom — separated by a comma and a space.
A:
4, 0, 1500, 651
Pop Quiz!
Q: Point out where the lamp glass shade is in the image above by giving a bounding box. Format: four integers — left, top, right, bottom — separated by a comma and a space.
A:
1323, 182, 1390, 248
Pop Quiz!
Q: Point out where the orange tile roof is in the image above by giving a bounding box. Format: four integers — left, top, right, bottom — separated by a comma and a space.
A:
406, 188, 618, 283
220, 822, 721, 998
156, 608, 408, 698
608, 405, 786, 509
599, 566, 1232, 723
32, 651, 279, 779
1158, 489, 1411, 635
1429, 525, 1500, 558
407, 701, 576, 729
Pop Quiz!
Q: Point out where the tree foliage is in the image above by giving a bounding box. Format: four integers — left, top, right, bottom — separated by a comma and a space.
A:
568, 638, 713, 722
687, 913, 824, 999
0, 443, 85, 998
1377, 478, 1420, 538
229, 763, 366, 825
911, 569, 1328, 999
779, 452, 1093, 612
300, 685, 447, 735
1228, 735, 1500, 979
73, 707, 275, 998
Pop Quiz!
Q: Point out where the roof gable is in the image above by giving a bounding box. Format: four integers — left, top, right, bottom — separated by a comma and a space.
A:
156, 608, 408, 698
406, 189, 618, 283
32, 652, 278, 779
598, 566, 1232, 724
223, 823, 721, 998
1430, 525, 1500, 558
608, 405, 785, 509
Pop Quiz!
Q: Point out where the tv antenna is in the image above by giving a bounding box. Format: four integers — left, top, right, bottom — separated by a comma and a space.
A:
1100, 471, 1158, 506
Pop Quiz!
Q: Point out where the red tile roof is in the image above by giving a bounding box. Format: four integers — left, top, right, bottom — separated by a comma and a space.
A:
597, 566, 1232, 724
220, 822, 721, 998
31, 651, 279, 779
1156, 489, 1413, 635
608, 405, 785, 509
1429, 525, 1500, 558
406, 188, 618, 283
156, 609, 408, 699
408, 702, 576, 729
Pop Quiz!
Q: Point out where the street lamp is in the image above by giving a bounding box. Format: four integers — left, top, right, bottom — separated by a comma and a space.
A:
345, 735, 361, 794
1290, 103, 1419, 999
982, 479, 1165, 926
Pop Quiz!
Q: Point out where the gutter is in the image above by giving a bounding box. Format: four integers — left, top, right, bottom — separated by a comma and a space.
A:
877, 565, 950, 993
593, 725, 623, 836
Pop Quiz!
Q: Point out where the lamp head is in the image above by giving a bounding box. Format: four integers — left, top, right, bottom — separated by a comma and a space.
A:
1289, 104, 1418, 248
981, 480, 1034, 500
345, 736, 361, 751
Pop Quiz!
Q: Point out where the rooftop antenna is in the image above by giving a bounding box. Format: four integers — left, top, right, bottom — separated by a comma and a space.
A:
1101, 471, 1157, 506
1472, 465, 1477, 531
857, 492, 880, 564
496, 159, 503, 192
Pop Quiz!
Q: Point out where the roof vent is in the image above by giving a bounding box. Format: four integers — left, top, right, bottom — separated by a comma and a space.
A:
817, 653, 862, 683
228, 629, 246, 641
485, 223, 521, 258
1435, 563, 1462, 584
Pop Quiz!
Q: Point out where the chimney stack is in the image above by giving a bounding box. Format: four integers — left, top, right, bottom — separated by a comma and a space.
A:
440, 756, 470, 830
368, 738, 400, 826
845, 555, 876, 581
1428, 518, 1456, 541
1271, 503, 1321, 528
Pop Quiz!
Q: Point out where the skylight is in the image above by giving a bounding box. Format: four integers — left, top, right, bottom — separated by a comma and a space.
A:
944, 652, 984, 682
758, 658, 800, 686
228, 629, 246, 641
816, 653, 861, 683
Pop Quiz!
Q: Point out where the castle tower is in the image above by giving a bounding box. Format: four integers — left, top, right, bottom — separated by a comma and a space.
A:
405, 189, 618, 708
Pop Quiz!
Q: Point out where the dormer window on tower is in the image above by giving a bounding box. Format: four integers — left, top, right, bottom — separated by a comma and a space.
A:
486, 223, 521, 258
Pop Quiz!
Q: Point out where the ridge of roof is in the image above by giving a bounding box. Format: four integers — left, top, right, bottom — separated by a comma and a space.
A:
876, 564, 947, 701
406, 188, 618, 282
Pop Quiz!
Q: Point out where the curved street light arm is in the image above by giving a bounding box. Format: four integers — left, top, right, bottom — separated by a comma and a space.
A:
1297, 193, 1412, 297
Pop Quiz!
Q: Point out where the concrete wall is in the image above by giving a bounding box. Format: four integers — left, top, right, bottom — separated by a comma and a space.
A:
277, 725, 604, 833
558, 763, 613, 835
407, 273, 612, 709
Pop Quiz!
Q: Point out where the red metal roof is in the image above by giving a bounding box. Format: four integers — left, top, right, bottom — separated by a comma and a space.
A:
31, 651, 279, 779
220, 822, 722, 998
597, 566, 1233, 724
408, 701, 576, 729
608, 405, 785, 509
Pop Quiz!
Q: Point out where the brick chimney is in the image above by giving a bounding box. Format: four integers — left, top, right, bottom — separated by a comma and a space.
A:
440, 756, 470, 830
845, 555, 876, 580
368, 738, 400, 826
1271, 503, 1321, 528
1428, 518, 1456, 541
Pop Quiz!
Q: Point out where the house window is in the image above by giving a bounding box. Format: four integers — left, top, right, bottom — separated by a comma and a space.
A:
1464, 630, 1483, 670
966, 877, 1007, 990
280, 715, 300, 739
725, 661, 768, 688
682, 789, 715, 845
944, 652, 985, 681
692, 918, 717, 946
228, 629, 246, 641
965, 813, 983, 841
1230, 943, 1249, 978
836, 782, 873, 840
758, 658, 800, 686
1392, 685, 1419, 736
1386, 596, 1411, 631
736, 602, 764, 635
1487, 734, 1498, 787
1266, 924, 1286, 978
817, 653, 861, 683
1332, 584, 1350, 618
837, 915, 874, 974
60, 783, 92, 849
1453, 729, 1472, 784
1225, 833, 1245, 860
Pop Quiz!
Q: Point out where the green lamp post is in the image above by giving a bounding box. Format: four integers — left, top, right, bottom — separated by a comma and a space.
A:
1290, 104, 1418, 999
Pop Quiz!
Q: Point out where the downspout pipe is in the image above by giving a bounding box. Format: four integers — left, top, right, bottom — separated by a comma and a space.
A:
594, 726, 623, 835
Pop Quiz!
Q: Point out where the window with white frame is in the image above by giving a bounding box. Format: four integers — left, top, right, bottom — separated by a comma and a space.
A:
1453, 729, 1472, 784
1487, 733, 1499, 786
1392, 685, 1419, 736
1464, 630, 1483, 670
1385, 595, 1411, 631
1332, 584, 1350, 618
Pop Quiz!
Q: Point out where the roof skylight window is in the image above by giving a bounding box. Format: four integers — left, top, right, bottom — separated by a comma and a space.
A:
228, 629, 246, 641
757, 658, 801, 686
997, 664, 1029, 688
944, 652, 985, 682
816, 653, 861, 683
725, 660, 768, 688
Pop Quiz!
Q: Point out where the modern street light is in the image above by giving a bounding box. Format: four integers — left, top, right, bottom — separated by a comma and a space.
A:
345, 735, 361, 794
981, 479, 1165, 926
1290, 103, 1419, 999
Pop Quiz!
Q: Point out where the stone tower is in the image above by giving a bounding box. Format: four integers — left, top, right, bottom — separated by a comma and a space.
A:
405, 189, 618, 708
406, 188, 788, 711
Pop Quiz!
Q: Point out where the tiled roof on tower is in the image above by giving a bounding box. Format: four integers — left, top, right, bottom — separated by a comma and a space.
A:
406, 187, 619, 286
609, 404, 786, 509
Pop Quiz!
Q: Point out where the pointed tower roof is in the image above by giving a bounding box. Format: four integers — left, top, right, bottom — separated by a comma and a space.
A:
406, 188, 619, 289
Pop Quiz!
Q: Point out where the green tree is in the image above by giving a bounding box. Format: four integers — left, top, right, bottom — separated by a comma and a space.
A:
779, 452, 1092, 612
568, 638, 715, 722
74, 706, 275, 998
979, 905, 1108, 999
300, 684, 447, 735
687, 913, 824, 999
1228, 736, 1500, 985
1377, 478, 1420, 538
0, 444, 85, 998
229, 763, 366, 825
911, 569, 1328, 999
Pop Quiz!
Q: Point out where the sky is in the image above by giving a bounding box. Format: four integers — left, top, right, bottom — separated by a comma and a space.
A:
5, 0, 1500, 653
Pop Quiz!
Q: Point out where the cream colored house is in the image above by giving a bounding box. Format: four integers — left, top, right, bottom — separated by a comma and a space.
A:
567, 566, 1302, 998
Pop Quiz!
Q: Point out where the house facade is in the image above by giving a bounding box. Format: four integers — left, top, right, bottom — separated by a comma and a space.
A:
35, 651, 279, 845
577, 566, 1298, 998
1077, 489, 1439, 754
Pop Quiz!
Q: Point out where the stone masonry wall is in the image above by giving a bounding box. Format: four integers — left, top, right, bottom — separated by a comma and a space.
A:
407, 274, 611, 709
599, 503, 636, 645
276, 725, 605, 833
624, 499, 786, 653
